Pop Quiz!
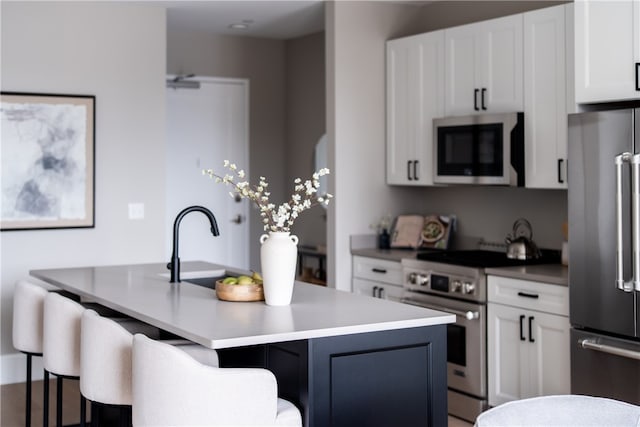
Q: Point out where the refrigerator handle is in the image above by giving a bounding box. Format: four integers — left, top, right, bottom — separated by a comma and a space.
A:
615, 153, 634, 292
633, 155, 640, 291
579, 338, 640, 361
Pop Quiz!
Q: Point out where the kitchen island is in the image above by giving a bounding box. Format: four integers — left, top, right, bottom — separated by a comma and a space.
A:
31, 261, 454, 427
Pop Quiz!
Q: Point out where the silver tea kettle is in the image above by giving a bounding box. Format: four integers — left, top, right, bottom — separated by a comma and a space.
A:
505, 218, 541, 260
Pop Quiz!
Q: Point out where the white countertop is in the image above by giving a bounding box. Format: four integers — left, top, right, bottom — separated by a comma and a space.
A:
31, 261, 454, 349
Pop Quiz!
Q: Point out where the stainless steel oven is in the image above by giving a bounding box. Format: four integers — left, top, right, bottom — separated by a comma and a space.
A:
401, 249, 561, 422
402, 258, 488, 422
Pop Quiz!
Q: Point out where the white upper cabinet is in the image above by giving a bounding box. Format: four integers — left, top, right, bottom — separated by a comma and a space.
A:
524, 4, 572, 189
575, 0, 640, 103
445, 14, 524, 116
386, 31, 444, 186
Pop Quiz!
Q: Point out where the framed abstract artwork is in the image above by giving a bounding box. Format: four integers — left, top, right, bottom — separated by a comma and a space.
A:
1, 92, 95, 230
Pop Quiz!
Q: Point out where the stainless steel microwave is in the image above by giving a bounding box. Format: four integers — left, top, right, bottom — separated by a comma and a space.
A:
433, 112, 524, 186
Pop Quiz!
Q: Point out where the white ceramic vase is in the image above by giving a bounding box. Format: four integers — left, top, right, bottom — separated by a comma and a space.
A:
260, 231, 299, 306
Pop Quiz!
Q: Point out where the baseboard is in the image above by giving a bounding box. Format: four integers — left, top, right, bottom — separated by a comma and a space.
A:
1, 352, 44, 385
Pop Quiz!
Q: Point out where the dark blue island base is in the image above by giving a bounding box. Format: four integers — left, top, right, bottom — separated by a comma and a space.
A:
219, 325, 448, 427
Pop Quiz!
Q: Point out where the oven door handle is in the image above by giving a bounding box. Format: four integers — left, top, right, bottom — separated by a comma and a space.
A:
401, 298, 479, 320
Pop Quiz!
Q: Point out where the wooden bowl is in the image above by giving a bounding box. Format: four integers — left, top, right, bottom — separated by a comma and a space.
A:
215, 280, 264, 302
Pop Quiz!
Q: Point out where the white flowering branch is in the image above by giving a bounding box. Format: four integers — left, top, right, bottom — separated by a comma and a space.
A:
203, 160, 332, 232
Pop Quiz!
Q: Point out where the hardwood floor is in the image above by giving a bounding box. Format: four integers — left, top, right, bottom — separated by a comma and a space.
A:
1, 379, 89, 427
2, 379, 473, 427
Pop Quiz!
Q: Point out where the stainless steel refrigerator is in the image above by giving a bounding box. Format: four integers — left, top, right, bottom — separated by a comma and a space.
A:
568, 105, 640, 404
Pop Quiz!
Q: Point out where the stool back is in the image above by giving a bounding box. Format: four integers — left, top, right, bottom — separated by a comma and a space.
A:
80, 309, 135, 405
43, 292, 84, 377
13, 280, 48, 354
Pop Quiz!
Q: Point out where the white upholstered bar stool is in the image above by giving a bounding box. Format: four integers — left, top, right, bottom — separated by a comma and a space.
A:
42, 291, 87, 427
474, 395, 640, 426
12, 279, 49, 427
132, 333, 302, 426
80, 309, 219, 426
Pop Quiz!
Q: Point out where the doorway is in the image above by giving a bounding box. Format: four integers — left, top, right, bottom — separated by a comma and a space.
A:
166, 76, 250, 269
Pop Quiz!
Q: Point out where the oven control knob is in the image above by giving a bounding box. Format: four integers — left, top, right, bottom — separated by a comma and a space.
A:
462, 282, 475, 294
451, 280, 462, 292
417, 274, 429, 286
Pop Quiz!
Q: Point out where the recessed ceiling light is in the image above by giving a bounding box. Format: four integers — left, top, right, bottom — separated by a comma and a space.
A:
229, 19, 254, 30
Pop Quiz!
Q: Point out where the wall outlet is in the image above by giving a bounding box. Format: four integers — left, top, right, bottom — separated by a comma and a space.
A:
128, 203, 145, 220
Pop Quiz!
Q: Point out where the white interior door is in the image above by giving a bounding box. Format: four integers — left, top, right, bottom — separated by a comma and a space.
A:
166, 76, 249, 269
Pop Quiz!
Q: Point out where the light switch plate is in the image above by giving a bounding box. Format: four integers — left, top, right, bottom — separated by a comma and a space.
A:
128, 203, 145, 220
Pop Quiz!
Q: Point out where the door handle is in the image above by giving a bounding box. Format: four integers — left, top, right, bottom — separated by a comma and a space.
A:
413, 160, 418, 181
558, 159, 564, 184
474, 89, 479, 111
481, 88, 487, 110
371, 268, 387, 274
372, 286, 379, 298
378, 287, 385, 299
407, 160, 413, 181
231, 214, 244, 224
636, 63, 639, 91
528, 316, 535, 343
519, 315, 526, 341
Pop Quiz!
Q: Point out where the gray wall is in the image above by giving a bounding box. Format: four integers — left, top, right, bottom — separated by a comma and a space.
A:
285, 32, 327, 249
1, 1, 166, 380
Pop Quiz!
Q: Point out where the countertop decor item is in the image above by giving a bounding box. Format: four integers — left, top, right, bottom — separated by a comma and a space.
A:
390, 214, 455, 249
215, 280, 264, 302
204, 161, 332, 305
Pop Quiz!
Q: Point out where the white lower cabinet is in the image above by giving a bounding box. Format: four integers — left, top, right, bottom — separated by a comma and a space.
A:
487, 275, 570, 406
352, 256, 403, 302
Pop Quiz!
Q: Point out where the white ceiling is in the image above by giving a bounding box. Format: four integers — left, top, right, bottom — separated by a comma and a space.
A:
162, 0, 326, 40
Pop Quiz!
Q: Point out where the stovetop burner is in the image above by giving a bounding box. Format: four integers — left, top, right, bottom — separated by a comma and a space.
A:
416, 249, 561, 268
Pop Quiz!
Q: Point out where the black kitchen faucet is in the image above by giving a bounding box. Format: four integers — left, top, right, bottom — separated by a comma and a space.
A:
167, 205, 219, 283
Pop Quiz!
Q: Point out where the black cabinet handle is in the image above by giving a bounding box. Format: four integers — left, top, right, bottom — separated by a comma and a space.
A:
528, 316, 535, 343
558, 159, 564, 183
474, 88, 479, 111
372, 268, 387, 274
519, 315, 526, 341
413, 160, 418, 181
636, 63, 640, 91
378, 287, 385, 299
481, 88, 487, 110
407, 160, 413, 181
372, 286, 379, 297
517, 291, 539, 299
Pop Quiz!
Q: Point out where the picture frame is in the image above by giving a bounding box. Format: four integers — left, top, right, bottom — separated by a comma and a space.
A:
1, 92, 95, 230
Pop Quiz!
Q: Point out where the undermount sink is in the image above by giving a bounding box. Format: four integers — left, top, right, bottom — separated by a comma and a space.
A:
158, 269, 245, 290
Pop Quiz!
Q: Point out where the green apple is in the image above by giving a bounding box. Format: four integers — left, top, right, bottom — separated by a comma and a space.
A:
222, 276, 238, 285
237, 275, 253, 285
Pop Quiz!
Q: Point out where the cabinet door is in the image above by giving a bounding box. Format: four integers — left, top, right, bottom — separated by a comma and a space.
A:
387, 32, 444, 186
445, 23, 480, 116
445, 15, 523, 116
524, 4, 568, 189
488, 303, 528, 406
575, 0, 640, 103
526, 311, 571, 398
387, 38, 415, 185
481, 14, 524, 113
